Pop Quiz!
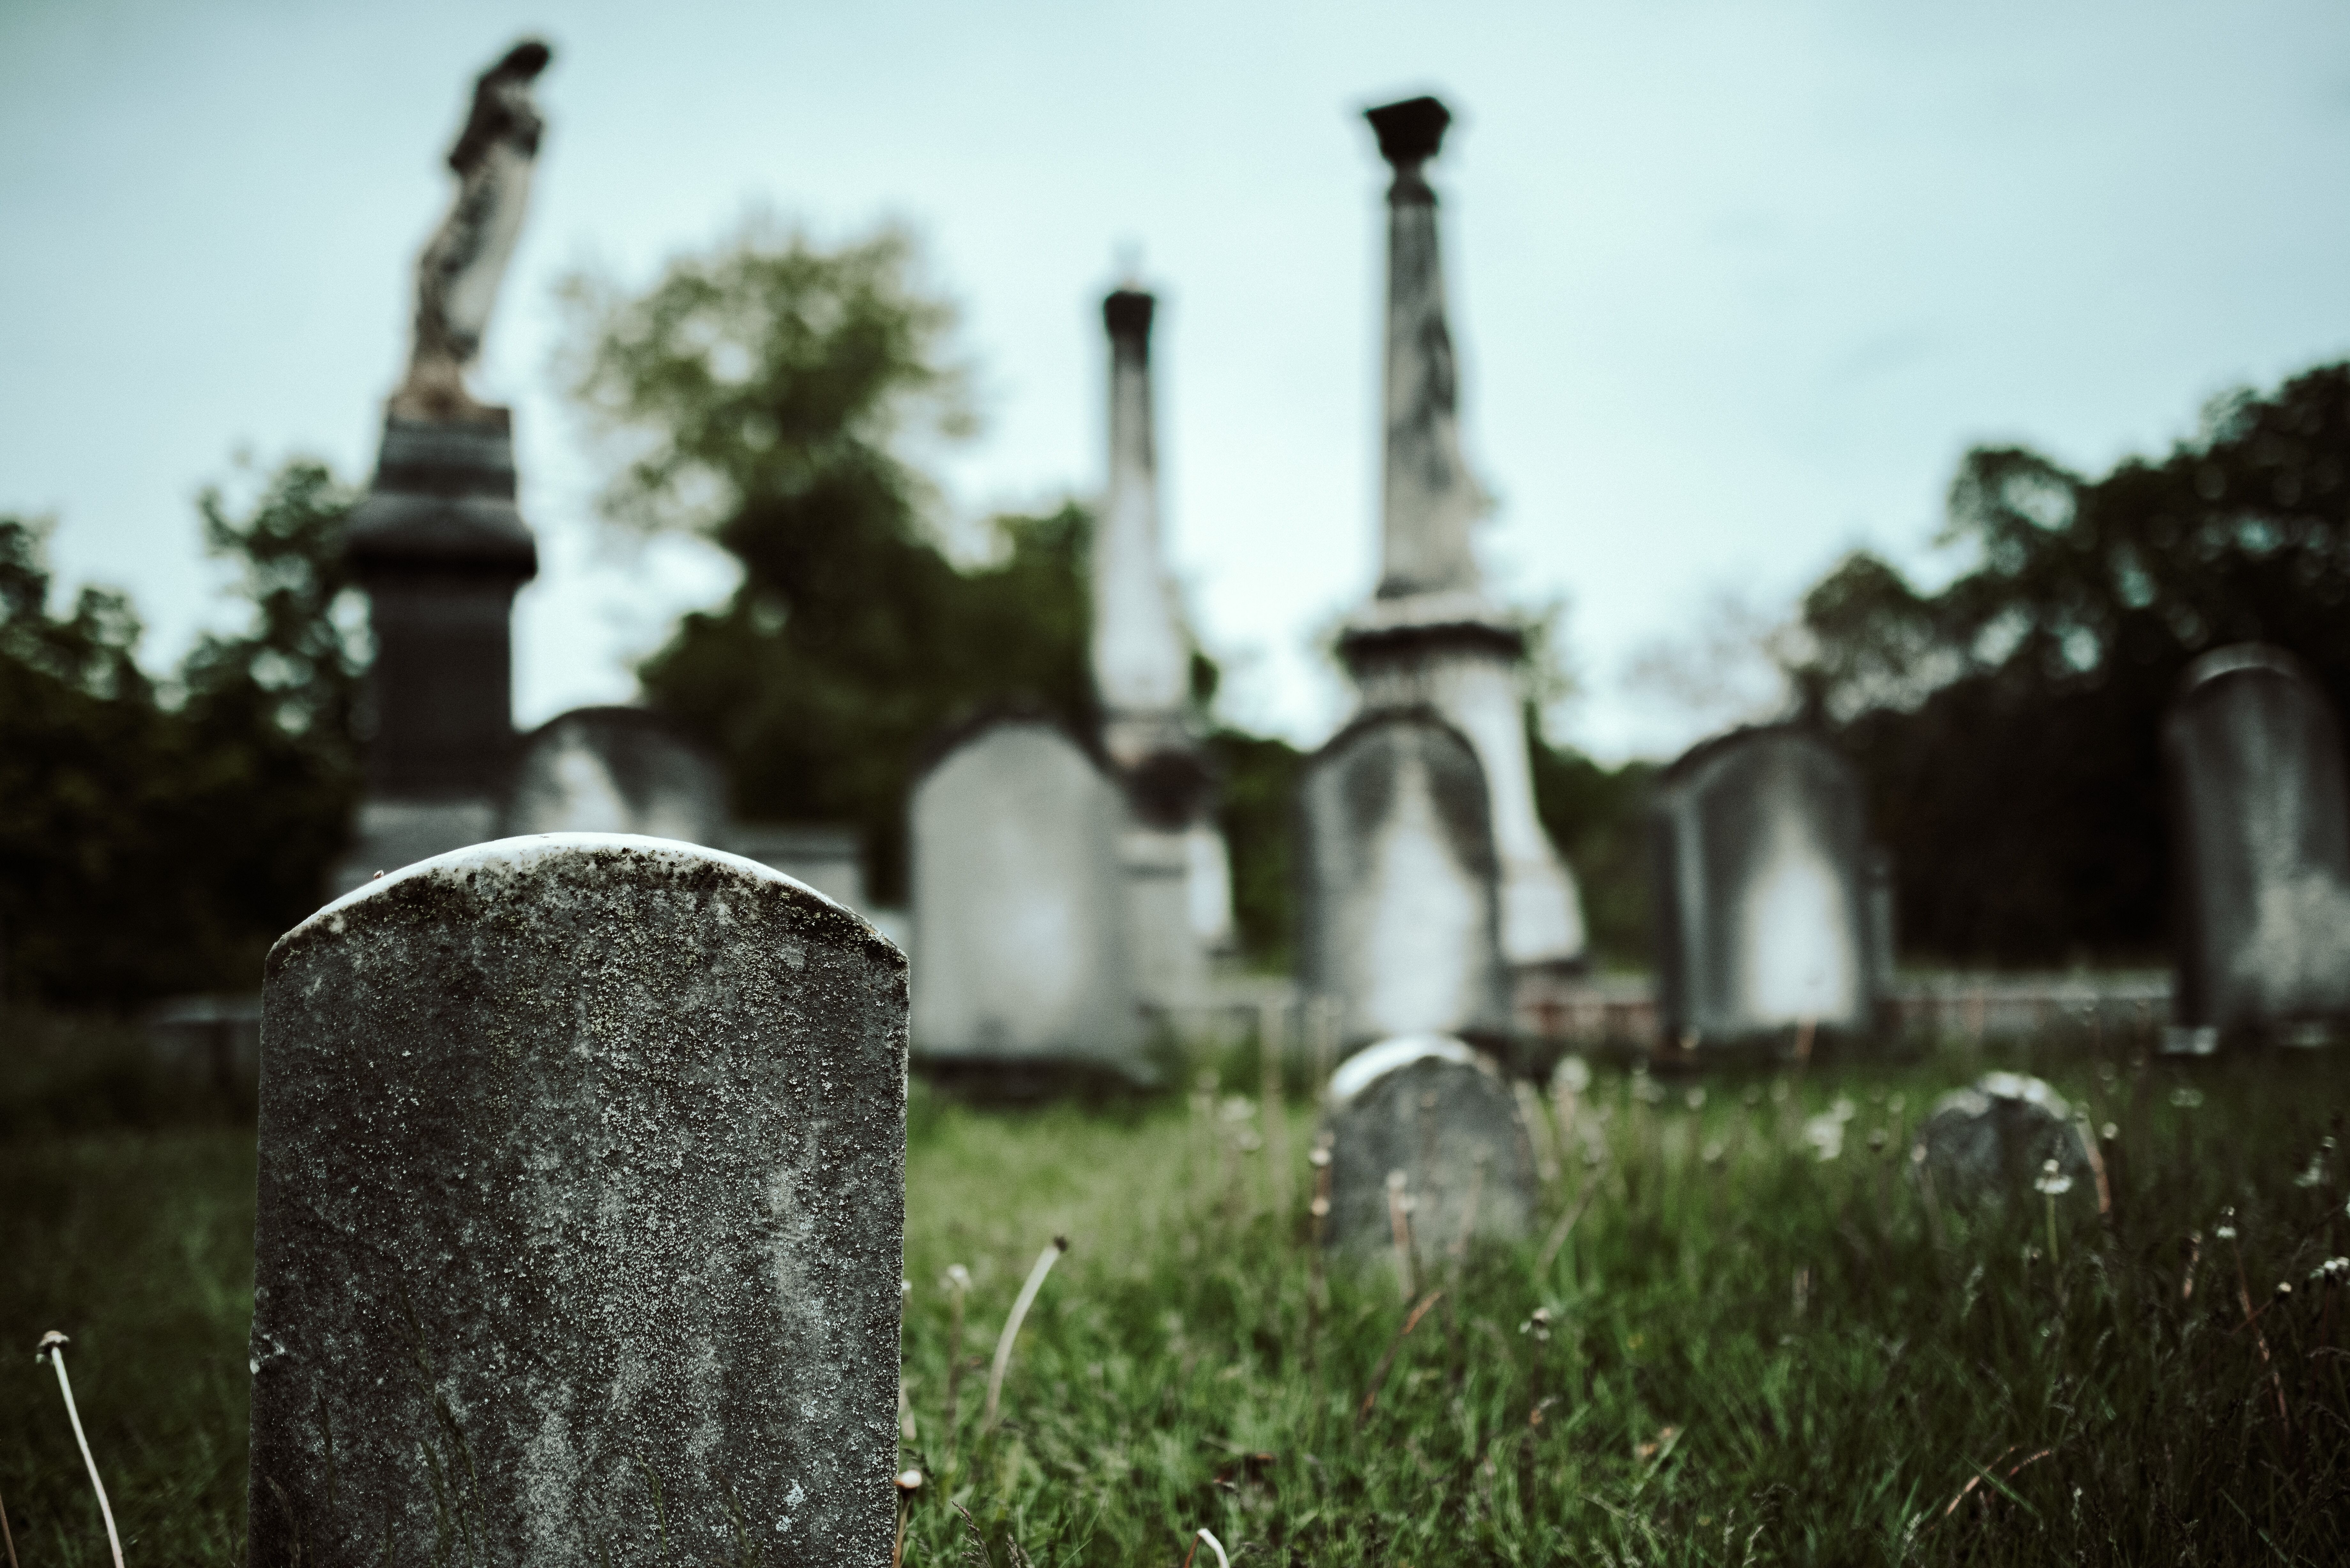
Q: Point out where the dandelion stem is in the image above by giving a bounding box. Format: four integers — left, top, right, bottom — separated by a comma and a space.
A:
983, 1237, 1068, 1430
37, 1334, 123, 1568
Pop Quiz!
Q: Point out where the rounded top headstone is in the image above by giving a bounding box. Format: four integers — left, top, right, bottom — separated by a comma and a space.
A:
272, 833, 900, 980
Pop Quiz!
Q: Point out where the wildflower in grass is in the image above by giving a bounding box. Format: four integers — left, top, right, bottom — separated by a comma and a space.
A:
1702, 1139, 1726, 1165
2101, 1121, 2119, 1141
1802, 1113, 1845, 1162
2308, 1257, 2349, 1285
1555, 1056, 1592, 1095
2216, 1206, 2238, 1242
1685, 1086, 1706, 1112
2296, 1141, 2332, 1188
1867, 1128, 1888, 1155
2170, 1085, 2204, 1110
35, 1333, 122, 1568
1830, 1096, 1857, 1123
1519, 1307, 1552, 1342
2038, 1159, 2072, 1265
1885, 1093, 1905, 1115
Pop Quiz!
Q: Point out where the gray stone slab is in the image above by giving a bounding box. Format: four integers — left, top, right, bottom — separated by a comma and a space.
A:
908, 717, 1143, 1074
248, 834, 907, 1565
1320, 1034, 1536, 1258
1650, 725, 1883, 1045
2165, 644, 2350, 1043
1915, 1071, 2091, 1211
501, 705, 730, 846
1297, 707, 1513, 1055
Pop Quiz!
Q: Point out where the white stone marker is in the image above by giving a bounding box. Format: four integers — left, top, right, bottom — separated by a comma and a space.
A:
1297, 707, 1514, 1058
908, 716, 1144, 1076
2164, 643, 2350, 1051
247, 834, 906, 1566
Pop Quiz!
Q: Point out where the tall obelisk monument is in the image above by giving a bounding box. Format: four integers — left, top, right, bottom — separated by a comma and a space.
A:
1093, 287, 1235, 1007
1338, 95, 1588, 976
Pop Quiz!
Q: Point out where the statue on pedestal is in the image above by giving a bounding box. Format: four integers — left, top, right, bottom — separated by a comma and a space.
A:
390, 39, 553, 423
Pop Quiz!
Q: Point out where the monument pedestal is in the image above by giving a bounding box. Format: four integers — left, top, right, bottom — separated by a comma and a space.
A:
330, 409, 537, 896
1339, 592, 1588, 980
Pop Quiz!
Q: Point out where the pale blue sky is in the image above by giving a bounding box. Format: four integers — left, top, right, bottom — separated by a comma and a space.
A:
4, 0, 2347, 759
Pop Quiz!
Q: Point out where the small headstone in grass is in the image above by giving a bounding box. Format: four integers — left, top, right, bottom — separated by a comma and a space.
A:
248, 834, 908, 1565
1914, 1071, 2091, 1210
1319, 1034, 1536, 1258
2164, 644, 2350, 1052
908, 713, 1146, 1080
1648, 724, 1887, 1049
499, 705, 730, 845
1296, 708, 1514, 1060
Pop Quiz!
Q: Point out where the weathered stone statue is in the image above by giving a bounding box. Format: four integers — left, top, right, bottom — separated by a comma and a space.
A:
390, 39, 553, 422
328, 41, 551, 895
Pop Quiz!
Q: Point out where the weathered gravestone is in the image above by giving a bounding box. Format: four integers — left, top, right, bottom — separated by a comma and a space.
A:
500, 705, 730, 844
908, 715, 1144, 1077
1914, 1071, 2092, 1211
2164, 644, 2350, 1052
1321, 1034, 1536, 1256
1297, 707, 1513, 1058
1650, 725, 1885, 1047
249, 835, 906, 1565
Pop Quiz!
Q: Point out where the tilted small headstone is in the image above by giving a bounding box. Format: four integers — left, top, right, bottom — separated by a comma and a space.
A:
907, 716, 1143, 1076
248, 835, 907, 1565
1296, 707, 1513, 1058
1320, 1035, 1536, 1256
1914, 1071, 2091, 1210
1650, 724, 1884, 1046
500, 705, 731, 845
2164, 644, 2350, 1052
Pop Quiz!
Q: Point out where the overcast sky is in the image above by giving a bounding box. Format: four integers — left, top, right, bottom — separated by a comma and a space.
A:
5, 0, 2347, 760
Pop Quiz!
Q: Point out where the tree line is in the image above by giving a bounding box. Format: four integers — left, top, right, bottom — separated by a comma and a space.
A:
5, 216, 2343, 1005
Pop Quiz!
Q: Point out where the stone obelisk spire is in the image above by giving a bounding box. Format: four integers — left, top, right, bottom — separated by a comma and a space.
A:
1093, 288, 1194, 772
1368, 96, 1484, 602
1091, 285, 1236, 1005
1338, 94, 1589, 976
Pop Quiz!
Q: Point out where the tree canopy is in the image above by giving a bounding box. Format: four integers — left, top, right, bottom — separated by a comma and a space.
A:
0, 462, 361, 1003
1792, 360, 2350, 964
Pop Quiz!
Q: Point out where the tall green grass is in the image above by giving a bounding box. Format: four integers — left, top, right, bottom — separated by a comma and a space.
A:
5, 1028, 2346, 1564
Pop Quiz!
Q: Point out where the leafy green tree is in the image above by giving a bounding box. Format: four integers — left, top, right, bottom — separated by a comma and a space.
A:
1792, 360, 2350, 963
0, 461, 360, 1005
562, 223, 1110, 903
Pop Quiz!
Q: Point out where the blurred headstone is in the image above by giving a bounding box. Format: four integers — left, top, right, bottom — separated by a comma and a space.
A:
248, 834, 906, 1565
329, 41, 554, 897
1332, 94, 1588, 983
908, 715, 1144, 1078
1297, 707, 1513, 1056
1320, 1034, 1536, 1257
501, 706, 729, 845
1914, 1071, 2091, 1210
730, 824, 869, 914
1649, 725, 1885, 1047
2164, 644, 2350, 1052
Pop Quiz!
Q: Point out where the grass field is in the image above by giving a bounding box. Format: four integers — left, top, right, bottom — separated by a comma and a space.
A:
5, 1021, 2349, 1564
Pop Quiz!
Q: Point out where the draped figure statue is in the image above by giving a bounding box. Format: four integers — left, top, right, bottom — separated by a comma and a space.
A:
390, 39, 553, 421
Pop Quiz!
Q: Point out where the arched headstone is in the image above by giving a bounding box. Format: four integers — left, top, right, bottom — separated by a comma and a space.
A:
248, 835, 906, 1564
501, 706, 730, 846
1650, 725, 1882, 1046
908, 716, 1143, 1076
1320, 1034, 1536, 1257
2164, 645, 2350, 1050
1296, 708, 1512, 1056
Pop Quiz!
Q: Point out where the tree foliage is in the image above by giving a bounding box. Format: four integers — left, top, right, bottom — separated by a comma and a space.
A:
561, 223, 1113, 903
1793, 360, 2350, 964
0, 463, 360, 1004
